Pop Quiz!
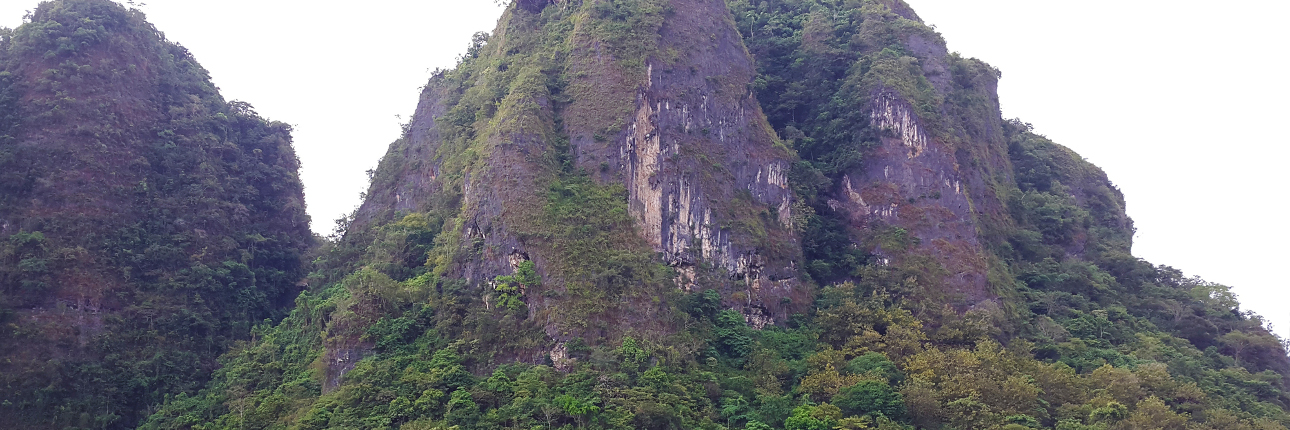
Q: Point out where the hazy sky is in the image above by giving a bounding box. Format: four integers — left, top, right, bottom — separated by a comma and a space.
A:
2, 1, 1285, 339
901, 0, 1290, 340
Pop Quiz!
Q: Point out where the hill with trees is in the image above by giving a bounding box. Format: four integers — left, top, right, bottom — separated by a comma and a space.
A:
1, 0, 1286, 429
0, 0, 312, 427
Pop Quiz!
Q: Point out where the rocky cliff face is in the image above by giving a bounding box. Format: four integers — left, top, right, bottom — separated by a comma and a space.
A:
573, 0, 801, 315
0, 1, 311, 427
837, 13, 1018, 307
836, 88, 998, 304
346, 0, 1147, 350
724, 0, 1143, 320
350, 0, 808, 341
136, 1, 1290, 428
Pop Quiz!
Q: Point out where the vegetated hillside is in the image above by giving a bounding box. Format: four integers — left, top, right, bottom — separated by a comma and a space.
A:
144, 0, 1289, 429
0, 0, 312, 428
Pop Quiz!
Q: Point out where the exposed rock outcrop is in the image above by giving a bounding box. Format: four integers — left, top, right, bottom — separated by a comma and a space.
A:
586, 0, 802, 318
351, 0, 808, 335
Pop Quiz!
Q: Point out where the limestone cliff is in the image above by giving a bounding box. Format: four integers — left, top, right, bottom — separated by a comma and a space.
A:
728, 0, 1135, 314
137, 1, 1290, 428
351, 0, 1146, 344
350, 0, 807, 343
833, 8, 1017, 307
572, 0, 801, 316
829, 2, 1134, 308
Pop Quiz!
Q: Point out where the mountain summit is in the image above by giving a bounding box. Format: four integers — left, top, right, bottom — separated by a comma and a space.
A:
0, 0, 311, 427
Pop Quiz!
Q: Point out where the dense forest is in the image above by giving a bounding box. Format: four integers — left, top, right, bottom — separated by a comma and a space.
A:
1, 0, 1287, 429
0, 0, 312, 427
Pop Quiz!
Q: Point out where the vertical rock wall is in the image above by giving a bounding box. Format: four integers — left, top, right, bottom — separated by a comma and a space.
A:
352, 0, 810, 326
591, 0, 804, 319
820, 1, 1017, 307
832, 91, 993, 304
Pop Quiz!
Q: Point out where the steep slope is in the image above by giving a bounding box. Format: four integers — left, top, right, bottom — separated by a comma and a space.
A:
727, 0, 1026, 310
145, 0, 1290, 429
344, 0, 807, 350
0, 1, 312, 428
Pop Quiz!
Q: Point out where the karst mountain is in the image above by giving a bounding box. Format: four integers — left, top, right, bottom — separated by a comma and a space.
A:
0, 0, 1286, 429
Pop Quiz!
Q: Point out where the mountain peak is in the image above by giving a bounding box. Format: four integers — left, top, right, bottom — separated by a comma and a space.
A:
0, 0, 311, 427
2, 1, 1286, 429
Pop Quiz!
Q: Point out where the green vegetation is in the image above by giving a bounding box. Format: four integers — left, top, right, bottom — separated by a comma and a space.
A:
332, 0, 677, 338
144, 275, 1290, 429
0, 1, 311, 428
2, 0, 1286, 429
728, 0, 952, 284
493, 260, 538, 312
523, 176, 673, 332
140, 0, 1287, 428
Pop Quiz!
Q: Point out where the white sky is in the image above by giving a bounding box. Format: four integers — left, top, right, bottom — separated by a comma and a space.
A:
2, 1, 1286, 340
0, 0, 507, 235
904, 0, 1290, 340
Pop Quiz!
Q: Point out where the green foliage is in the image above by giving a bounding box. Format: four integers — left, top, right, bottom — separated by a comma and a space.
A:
366, 304, 435, 353
147, 271, 1290, 430
111, 2, 1290, 430
616, 336, 649, 372
834, 379, 906, 419
586, 0, 667, 74
0, 230, 51, 298
0, 0, 312, 427
1005, 119, 1133, 259
492, 260, 539, 311
715, 309, 756, 362
845, 352, 903, 384
784, 404, 835, 430
727, 0, 952, 285
524, 175, 672, 330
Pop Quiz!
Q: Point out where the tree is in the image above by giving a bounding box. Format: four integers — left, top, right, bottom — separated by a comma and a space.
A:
445, 388, 479, 427
1220, 331, 1282, 367
784, 405, 836, 430
1114, 397, 1188, 430
555, 394, 599, 428
1189, 280, 1239, 315
834, 380, 906, 419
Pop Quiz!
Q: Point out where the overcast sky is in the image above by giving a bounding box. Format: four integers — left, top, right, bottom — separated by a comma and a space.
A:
902, 0, 1290, 340
2, 1, 1285, 339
